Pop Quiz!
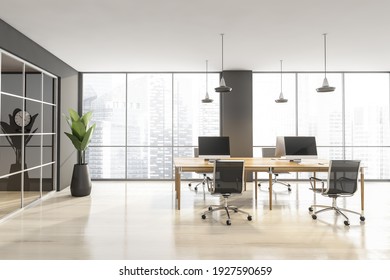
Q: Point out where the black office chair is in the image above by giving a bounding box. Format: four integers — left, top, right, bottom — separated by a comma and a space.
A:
201, 160, 252, 225
259, 147, 291, 191
308, 160, 365, 226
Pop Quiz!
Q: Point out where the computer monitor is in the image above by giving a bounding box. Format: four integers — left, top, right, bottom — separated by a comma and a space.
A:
275, 136, 318, 159
198, 136, 230, 159
275, 136, 285, 158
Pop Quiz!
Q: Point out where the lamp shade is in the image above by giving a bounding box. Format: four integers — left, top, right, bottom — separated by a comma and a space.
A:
215, 76, 232, 93
316, 77, 336, 92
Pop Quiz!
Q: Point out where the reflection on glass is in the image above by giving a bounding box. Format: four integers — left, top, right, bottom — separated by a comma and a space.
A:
0, 95, 23, 132
25, 100, 42, 133
0, 135, 23, 177
43, 135, 54, 164
127, 147, 172, 179
23, 167, 41, 206
127, 74, 173, 146
43, 74, 55, 104
1, 53, 23, 96
43, 104, 54, 133
253, 74, 296, 146
0, 173, 21, 219
25, 65, 42, 101
83, 74, 126, 146
42, 163, 54, 193
25, 142, 41, 170
173, 73, 219, 146
86, 147, 125, 179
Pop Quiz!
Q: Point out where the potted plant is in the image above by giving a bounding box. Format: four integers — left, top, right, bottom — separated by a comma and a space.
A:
64, 109, 96, 197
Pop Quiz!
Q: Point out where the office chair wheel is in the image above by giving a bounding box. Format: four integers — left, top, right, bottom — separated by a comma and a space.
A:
288, 187, 291, 191
311, 214, 317, 220
360, 216, 365, 222
308, 207, 313, 212
194, 186, 198, 191
226, 220, 231, 226
201, 214, 206, 219
188, 183, 191, 187
247, 215, 252, 221
344, 220, 350, 226
208, 206, 213, 211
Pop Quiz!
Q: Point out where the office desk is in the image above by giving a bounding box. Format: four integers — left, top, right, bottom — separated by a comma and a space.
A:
174, 157, 365, 212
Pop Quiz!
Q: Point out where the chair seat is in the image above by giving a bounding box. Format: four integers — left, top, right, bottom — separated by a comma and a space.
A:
325, 189, 351, 196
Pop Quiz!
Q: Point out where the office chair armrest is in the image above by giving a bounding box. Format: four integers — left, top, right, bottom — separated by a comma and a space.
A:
309, 177, 325, 192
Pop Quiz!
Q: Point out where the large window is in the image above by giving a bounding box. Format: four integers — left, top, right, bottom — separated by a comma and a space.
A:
253, 72, 390, 180
83, 73, 219, 179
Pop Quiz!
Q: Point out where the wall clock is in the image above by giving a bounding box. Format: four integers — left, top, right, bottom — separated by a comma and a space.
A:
14, 110, 32, 127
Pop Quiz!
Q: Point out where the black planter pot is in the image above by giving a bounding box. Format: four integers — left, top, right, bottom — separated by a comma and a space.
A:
70, 164, 92, 197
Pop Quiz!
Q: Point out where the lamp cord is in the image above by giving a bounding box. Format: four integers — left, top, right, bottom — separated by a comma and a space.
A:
280, 60, 283, 93
221, 33, 224, 72
323, 33, 327, 78
206, 59, 208, 93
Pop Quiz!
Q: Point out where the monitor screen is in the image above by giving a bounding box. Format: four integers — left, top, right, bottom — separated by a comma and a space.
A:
283, 136, 317, 158
198, 136, 230, 159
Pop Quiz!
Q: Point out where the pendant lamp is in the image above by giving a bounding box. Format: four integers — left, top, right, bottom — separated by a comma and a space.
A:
215, 33, 232, 93
316, 33, 335, 92
275, 60, 288, 103
202, 60, 213, 103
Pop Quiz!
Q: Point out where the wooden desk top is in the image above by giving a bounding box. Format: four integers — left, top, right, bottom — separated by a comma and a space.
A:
174, 157, 330, 172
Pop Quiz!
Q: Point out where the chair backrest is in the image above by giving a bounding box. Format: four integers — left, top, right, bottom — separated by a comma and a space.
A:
325, 160, 361, 195
212, 160, 244, 194
262, 147, 276, 158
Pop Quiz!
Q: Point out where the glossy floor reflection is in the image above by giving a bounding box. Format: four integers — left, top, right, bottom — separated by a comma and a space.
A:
0, 181, 389, 260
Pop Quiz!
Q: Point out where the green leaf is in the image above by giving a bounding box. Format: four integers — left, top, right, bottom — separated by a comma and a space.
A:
71, 120, 86, 141
81, 111, 92, 127
68, 108, 80, 122
80, 123, 96, 151
64, 132, 82, 151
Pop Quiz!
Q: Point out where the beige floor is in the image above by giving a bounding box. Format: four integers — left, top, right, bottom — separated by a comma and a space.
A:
0, 180, 389, 260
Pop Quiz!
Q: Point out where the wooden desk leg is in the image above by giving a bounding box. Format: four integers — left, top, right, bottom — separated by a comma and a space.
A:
255, 172, 258, 201
361, 171, 365, 213
269, 170, 273, 210
175, 167, 181, 210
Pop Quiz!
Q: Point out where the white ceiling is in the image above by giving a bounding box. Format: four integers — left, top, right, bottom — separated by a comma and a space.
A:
1, 0, 390, 72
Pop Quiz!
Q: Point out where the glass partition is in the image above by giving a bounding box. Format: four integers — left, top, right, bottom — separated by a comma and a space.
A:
0, 50, 57, 219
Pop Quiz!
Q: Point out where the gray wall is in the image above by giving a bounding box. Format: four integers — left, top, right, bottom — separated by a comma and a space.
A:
221, 70, 253, 157
0, 19, 79, 191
